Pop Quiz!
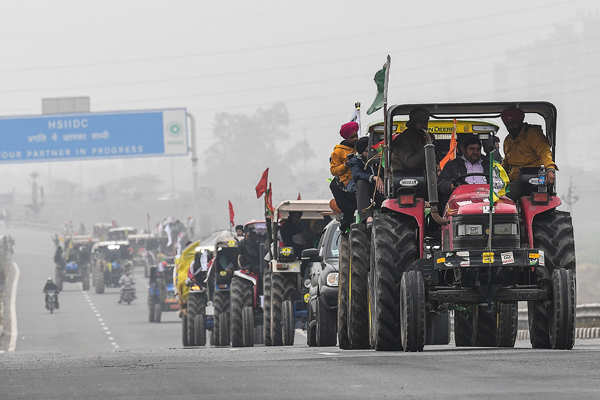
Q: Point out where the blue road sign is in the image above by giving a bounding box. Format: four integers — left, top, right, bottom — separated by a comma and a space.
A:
0, 108, 188, 163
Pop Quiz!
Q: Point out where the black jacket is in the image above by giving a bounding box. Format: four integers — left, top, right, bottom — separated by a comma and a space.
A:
438, 156, 490, 196
390, 127, 435, 172
238, 237, 263, 273
43, 281, 59, 293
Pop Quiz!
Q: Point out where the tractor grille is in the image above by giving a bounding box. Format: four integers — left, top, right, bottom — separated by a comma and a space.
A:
452, 214, 520, 250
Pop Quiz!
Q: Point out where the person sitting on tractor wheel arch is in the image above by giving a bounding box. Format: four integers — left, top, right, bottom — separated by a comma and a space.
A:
329, 121, 359, 232
438, 135, 490, 209
390, 107, 436, 172
347, 136, 384, 223
501, 106, 557, 184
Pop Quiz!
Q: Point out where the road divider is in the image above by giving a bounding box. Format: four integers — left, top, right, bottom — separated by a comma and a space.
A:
517, 327, 600, 341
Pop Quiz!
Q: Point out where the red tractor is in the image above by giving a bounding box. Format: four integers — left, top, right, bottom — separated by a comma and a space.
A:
348, 102, 575, 351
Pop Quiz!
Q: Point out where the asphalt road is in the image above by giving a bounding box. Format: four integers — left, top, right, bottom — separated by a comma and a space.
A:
2, 226, 600, 399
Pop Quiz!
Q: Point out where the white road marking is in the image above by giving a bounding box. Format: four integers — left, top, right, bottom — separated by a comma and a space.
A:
319, 352, 338, 356
8, 262, 20, 352
81, 290, 119, 351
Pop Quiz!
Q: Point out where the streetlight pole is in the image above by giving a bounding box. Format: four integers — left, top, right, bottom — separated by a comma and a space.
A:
186, 112, 200, 236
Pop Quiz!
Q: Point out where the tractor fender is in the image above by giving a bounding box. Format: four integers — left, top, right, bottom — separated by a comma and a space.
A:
382, 198, 425, 258
233, 270, 258, 307
233, 270, 257, 286
520, 195, 562, 247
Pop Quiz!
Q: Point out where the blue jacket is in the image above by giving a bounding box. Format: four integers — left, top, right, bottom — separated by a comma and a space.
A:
346, 155, 375, 192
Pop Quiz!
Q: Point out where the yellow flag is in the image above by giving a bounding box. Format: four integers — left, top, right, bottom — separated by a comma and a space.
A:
492, 161, 509, 202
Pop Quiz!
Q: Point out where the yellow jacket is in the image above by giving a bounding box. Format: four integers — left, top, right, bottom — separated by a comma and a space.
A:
174, 240, 201, 305
503, 124, 557, 181
330, 143, 354, 185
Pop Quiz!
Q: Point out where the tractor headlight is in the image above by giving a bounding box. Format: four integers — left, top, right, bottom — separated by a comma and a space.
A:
304, 279, 311, 288
457, 224, 483, 236
493, 223, 518, 235
326, 272, 339, 287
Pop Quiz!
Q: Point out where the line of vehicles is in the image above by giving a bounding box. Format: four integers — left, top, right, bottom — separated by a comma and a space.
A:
173, 101, 575, 352
175, 201, 338, 348
48, 101, 576, 352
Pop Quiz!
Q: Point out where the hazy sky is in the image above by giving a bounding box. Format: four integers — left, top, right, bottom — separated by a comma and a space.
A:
0, 0, 598, 195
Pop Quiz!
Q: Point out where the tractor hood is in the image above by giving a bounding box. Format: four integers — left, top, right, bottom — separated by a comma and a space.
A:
445, 184, 516, 216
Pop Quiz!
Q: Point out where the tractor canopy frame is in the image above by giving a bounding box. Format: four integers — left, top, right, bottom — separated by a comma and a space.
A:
385, 101, 557, 161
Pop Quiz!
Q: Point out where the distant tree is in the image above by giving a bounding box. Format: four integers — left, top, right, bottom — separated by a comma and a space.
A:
201, 103, 318, 224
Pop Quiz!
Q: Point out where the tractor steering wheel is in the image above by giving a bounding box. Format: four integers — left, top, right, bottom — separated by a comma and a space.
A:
451, 172, 489, 186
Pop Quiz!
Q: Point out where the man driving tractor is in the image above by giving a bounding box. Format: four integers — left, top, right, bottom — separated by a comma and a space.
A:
438, 134, 489, 209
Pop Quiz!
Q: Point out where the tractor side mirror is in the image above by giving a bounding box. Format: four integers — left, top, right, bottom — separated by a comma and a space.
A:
301, 248, 321, 262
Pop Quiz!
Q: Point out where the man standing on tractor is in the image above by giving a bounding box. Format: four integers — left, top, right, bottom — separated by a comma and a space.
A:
501, 106, 557, 184
438, 135, 489, 197
329, 121, 359, 232
390, 107, 435, 172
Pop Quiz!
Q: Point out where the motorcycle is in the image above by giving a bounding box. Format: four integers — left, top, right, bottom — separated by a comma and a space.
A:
119, 287, 136, 304
45, 291, 59, 314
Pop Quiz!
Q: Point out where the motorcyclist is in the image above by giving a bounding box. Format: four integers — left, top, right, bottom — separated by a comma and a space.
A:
43, 277, 59, 310
118, 267, 136, 303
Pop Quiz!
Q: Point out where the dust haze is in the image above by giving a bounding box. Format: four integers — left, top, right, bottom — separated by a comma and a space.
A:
0, 0, 598, 300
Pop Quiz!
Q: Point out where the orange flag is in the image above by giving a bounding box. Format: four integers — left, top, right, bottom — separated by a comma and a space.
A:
439, 119, 458, 170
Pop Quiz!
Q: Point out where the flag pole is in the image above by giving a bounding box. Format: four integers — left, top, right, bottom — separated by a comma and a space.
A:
487, 135, 495, 250
382, 55, 391, 196
355, 102, 362, 137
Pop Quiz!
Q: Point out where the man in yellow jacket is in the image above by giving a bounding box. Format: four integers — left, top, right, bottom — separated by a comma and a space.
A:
329, 121, 359, 232
500, 107, 557, 184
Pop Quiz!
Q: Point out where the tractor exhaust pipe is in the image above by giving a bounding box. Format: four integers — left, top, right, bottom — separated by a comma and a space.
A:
424, 142, 448, 225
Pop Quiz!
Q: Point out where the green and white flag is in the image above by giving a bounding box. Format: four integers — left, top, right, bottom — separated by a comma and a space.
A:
367, 66, 387, 115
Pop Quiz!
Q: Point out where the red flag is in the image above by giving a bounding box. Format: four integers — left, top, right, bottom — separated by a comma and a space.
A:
228, 200, 235, 227
439, 119, 458, 170
255, 168, 269, 198
297, 192, 302, 200
265, 183, 274, 216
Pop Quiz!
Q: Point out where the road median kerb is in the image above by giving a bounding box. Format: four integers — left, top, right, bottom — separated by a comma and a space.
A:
517, 327, 600, 341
